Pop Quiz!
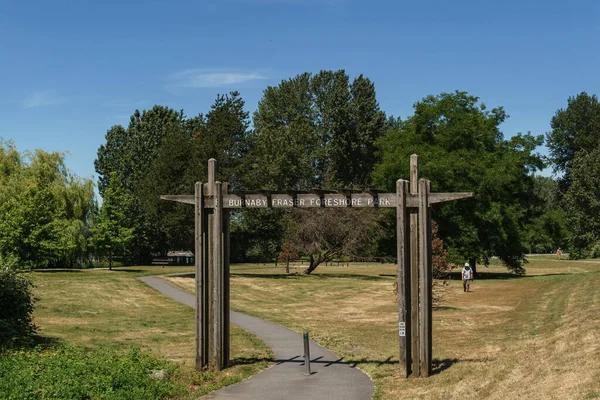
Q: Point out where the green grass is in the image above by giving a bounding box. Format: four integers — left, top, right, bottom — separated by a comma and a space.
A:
0, 346, 181, 400
6, 266, 273, 399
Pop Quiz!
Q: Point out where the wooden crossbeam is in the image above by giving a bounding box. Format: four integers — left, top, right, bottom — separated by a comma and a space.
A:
160, 194, 195, 204
161, 192, 473, 208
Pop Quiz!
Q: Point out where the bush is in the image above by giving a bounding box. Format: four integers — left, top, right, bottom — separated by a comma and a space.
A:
0, 266, 36, 348
590, 242, 600, 259
0, 346, 181, 400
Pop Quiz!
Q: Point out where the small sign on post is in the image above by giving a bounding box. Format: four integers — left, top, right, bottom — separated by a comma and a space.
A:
399, 322, 406, 337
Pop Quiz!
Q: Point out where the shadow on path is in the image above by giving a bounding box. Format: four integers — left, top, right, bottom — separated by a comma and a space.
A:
139, 275, 374, 400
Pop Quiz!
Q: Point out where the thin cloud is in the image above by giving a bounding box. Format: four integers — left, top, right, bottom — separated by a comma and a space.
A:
170, 69, 269, 88
23, 91, 63, 109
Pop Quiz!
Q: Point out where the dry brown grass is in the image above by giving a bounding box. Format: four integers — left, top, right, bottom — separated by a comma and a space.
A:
166, 259, 600, 399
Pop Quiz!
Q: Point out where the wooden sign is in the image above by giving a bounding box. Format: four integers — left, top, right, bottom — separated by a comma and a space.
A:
160, 191, 472, 209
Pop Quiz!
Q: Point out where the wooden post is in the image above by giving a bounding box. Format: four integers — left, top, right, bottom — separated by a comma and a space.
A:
418, 179, 432, 377
197, 159, 229, 371
212, 181, 224, 369
208, 159, 216, 189
426, 182, 433, 373
194, 182, 208, 370
396, 179, 411, 378
409, 154, 420, 376
222, 182, 230, 368
205, 159, 217, 370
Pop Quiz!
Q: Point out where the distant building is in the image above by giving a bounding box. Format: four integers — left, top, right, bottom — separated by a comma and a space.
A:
152, 251, 194, 266
168, 251, 194, 265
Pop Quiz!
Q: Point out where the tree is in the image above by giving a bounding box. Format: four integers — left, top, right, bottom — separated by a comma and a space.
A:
229, 209, 286, 262
563, 147, 600, 258
0, 141, 94, 269
522, 176, 568, 254
245, 71, 386, 263
136, 119, 200, 256
95, 106, 185, 195
546, 92, 600, 190
90, 176, 135, 269
373, 91, 544, 274
249, 72, 319, 190
249, 70, 386, 190
284, 208, 385, 275
136, 92, 251, 256
331, 75, 386, 186
546, 92, 600, 258
197, 91, 251, 188
277, 241, 300, 274
95, 106, 186, 263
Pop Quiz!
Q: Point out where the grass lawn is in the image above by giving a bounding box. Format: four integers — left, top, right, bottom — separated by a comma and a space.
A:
165, 259, 600, 400
29, 266, 272, 399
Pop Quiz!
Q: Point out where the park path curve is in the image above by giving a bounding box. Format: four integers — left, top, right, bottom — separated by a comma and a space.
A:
139, 275, 374, 400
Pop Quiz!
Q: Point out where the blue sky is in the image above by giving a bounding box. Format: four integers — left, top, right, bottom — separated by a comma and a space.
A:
1, 0, 599, 184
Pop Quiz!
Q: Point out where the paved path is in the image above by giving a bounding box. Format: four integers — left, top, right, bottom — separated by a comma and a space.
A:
139, 275, 373, 400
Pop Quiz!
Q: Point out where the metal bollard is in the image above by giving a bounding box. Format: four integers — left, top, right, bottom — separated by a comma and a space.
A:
303, 331, 311, 375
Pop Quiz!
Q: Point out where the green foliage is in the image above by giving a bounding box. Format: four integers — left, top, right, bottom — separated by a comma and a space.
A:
249, 69, 386, 189
89, 175, 135, 269
590, 242, 600, 259
563, 147, 600, 258
95, 107, 185, 196
136, 92, 251, 256
523, 177, 568, 253
0, 267, 36, 348
0, 141, 95, 269
246, 70, 385, 263
230, 209, 286, 262
546, 92, 600, 189
545, 92, 600, 258
95, 94, 252, 260
94, 106, 186, 263
373, 91, 544, 273
0, 346, 181, 400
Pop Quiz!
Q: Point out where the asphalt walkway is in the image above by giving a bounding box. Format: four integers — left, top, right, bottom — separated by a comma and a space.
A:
139, 275, 374, 400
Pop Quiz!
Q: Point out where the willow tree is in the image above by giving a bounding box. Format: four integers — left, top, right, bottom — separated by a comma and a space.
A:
0, 141, 94, 269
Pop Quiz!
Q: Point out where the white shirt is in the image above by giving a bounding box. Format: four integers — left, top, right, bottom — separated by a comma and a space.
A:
462, 267, 473, 280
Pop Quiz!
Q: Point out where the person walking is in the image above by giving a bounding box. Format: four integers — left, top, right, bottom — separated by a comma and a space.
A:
462, 262, 473, 292
556, 248, 562, 260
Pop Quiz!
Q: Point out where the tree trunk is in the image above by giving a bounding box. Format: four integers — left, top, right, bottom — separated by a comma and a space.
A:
469, 257, 477, 276
285, 255, 290, 274
303, 255, 321, 275
109, 249, 113, 271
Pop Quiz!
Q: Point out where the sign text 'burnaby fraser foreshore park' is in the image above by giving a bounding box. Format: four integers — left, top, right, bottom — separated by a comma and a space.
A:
225, 195, 393, 208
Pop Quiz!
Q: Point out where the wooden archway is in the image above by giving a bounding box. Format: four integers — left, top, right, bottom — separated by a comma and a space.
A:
161, 155, 472, 377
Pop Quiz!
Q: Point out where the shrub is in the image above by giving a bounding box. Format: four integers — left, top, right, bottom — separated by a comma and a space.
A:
590, 242, 600, 259
0, 266, 36, 348
0, 346, 181, 400
431, 221, 451, 280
